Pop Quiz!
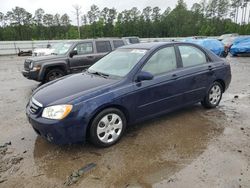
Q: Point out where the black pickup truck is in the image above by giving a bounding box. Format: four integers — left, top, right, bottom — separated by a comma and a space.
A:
22, 38, 126, 83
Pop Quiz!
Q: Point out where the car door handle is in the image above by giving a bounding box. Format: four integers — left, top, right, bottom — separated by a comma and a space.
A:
87, 56, 94, 59
208, 65, 214, 71
172, 74, 178, 80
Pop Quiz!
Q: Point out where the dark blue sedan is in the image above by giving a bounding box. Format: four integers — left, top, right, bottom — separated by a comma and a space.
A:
26, 42, 231, 147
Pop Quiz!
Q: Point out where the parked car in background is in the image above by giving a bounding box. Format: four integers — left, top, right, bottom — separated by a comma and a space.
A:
218, 33, 239, 41
221, 36, 237, 53
17, 48, 32, 56
32, 44, 54, 57
122, 36, 140, 44
189, 36, 207, 39
230, 36, 250, 56
26, 42, 231, 147
184, 38, 228, 57
22, 38, 126, 83
32, 43, 61, 57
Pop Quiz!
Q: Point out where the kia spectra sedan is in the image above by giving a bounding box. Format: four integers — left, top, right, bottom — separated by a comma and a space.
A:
26, 42, 231, 147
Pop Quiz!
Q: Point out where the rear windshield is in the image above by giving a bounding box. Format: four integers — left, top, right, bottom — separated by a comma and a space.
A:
129, 38, 140, 44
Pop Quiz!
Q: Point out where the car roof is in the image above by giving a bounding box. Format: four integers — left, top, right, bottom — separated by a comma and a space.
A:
74, 38, 123, 42
120, 41, 203, 50
120, 42, 221, 62
120, 42, 178, 50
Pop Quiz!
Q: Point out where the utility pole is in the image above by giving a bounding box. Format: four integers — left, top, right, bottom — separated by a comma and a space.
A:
73, 4, 82, 39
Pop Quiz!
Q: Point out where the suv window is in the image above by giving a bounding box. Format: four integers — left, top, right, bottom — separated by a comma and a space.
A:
129, 38, 140, 44
142, 47, 177, 76
74, 42, 93, 55
179, 45, 207, 67
113, 40, 125, 49
96, 41, 112, 53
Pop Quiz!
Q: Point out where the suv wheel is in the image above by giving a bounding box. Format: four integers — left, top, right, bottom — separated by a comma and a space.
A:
201, 81, 223, 109
44, 68, 65, 83
89, 108, 126, 147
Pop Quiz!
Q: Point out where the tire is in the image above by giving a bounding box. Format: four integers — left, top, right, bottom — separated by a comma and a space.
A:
89, 108, 127, 147
44, 68, 65, 83
201, 81, 223, 109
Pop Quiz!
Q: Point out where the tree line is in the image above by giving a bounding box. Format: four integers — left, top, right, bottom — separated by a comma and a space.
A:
0, 0, 249, 41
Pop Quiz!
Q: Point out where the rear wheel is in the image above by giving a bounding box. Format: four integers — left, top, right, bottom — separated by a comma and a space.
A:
201, 82, 223, 109
44, 68, 65, 83
89, 108, 126, 147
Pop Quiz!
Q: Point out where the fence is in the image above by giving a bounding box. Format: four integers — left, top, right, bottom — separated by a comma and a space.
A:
0, 40, 68, 55
0, 37, 217, 56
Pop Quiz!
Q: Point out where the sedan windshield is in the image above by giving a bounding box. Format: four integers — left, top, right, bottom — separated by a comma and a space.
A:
88, 48, 147, 77
52, 42, 73, 55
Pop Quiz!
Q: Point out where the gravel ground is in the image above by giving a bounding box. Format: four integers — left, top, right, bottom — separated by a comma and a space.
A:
0, 55, 249, 188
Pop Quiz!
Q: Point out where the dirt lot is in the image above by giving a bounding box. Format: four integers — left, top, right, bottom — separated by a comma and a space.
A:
0, 55, 249, 188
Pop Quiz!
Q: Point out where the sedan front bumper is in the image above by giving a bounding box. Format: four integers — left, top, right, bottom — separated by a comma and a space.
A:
26, 109, 86, 145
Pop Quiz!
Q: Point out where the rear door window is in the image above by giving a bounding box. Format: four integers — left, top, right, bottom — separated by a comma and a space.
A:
179, 45, 207, 67
74, 42, 93, 55
113, 40, 125, 49
129, 38, 140, 44
96, 41, 112, 53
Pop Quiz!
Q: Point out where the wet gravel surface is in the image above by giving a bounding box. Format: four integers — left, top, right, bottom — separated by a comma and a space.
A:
0, 55, 250, 188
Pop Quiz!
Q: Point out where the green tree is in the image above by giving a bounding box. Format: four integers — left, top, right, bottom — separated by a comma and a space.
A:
0, 12, 4, 27
142, 6, 152, 37
217, 0, 230, 18
61, 14, 71, 38
101, 7, 109, 24
206, 0, 218, 18
34, 8, 44, 25
151, 7, 161, 36
4, 7, 33, 40
0, 2, 250, 41
87, 4, 100, 24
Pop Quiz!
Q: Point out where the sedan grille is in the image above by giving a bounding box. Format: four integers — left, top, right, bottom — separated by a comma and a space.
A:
28, 98, 43, 114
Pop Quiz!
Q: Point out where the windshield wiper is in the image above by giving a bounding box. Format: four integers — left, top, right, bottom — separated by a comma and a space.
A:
87, 70, 109, 78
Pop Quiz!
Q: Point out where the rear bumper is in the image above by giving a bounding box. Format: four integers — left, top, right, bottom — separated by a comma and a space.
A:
22, 70, 39, 81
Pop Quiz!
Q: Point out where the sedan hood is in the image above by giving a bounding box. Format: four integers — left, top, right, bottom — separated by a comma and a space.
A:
32, 73, 118, 106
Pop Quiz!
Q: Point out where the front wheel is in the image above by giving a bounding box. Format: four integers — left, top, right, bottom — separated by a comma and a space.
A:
89, 108, 126, 147
201, 82, 223, 109
44, 68, 65, 83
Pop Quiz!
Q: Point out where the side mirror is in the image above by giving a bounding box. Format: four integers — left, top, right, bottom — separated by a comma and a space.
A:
136, 71, 154, 82
69, 50, 77, 58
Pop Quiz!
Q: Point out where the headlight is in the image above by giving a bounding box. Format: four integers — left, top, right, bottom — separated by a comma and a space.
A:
42, 105, 72, 120
32, 65, 41, 71
29, 62, 33, 69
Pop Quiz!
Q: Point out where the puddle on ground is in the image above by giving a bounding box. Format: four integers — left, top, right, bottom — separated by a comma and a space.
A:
30, 105, 225, 187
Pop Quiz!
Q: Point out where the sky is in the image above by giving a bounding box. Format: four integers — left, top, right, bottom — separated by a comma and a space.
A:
0, 0, 197, 24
